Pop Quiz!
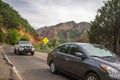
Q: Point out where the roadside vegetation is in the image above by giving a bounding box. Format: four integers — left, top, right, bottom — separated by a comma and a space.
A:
35, 39, 60, 52
89, 0, 120, 54
0, 0, 38, 45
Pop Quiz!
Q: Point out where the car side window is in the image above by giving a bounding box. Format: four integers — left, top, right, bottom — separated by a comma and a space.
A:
57, 44, 69, 54
69, 44, 83, 55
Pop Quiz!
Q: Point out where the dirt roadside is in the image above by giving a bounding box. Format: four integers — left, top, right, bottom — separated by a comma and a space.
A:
0, 46, 20, 80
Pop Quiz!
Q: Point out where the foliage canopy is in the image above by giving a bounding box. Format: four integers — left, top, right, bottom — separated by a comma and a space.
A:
0, 0, 38, 44
89, 0, 120, 53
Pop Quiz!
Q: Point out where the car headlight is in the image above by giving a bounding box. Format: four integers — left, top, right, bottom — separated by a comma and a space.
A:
32, 47, 35, 51
19, 46, 24, 48
101, 64, 120, 78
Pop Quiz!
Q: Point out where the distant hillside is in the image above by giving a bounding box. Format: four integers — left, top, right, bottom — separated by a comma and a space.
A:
36, 21, 90, 43
0, 0, 40, 44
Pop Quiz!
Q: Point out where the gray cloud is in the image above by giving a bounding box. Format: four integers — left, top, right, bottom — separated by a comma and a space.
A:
3, 0, 107, 29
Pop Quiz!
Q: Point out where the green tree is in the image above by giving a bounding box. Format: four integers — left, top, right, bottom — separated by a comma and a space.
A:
0, 27, 6, 43
51, 39, 60, 48
89, 0, 120, 53
19, 35, 29, 41
7, 29, 19, 45
0, 15, 3, 26
0, 0, 38, 41
58, 30, 67, 43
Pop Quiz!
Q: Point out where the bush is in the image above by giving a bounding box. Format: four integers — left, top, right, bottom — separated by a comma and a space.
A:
19, 35, 29, 41
7, 29, 19, 45
0, 27, 6, 43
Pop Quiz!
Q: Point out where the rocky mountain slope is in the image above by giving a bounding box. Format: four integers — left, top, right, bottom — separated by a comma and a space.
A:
36, 21, 90, 43
0, 0, 40, 44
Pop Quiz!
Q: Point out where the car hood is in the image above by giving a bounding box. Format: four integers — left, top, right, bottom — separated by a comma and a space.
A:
93, 57, 120, 70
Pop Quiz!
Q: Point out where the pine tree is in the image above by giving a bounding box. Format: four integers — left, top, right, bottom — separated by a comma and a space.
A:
89, 0, 120, 54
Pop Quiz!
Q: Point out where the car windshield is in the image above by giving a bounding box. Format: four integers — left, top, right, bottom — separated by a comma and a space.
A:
19, 41, 30, 44
82, 44, 116, 58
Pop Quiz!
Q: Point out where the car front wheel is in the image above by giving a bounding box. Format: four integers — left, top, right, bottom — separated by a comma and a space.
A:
16, 50, 21, 55
50, 62, 57, 74
31, 51, 34, 56
14, 49, 16, 54
84, 73, 100, 80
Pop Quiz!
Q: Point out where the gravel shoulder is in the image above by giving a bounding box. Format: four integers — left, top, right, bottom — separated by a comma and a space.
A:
0, 46, 20, 80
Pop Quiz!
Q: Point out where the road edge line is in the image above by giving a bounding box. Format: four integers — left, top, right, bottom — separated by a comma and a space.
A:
2, 50, 23, 80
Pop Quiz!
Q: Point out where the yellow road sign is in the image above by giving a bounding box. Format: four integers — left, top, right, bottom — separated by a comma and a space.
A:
42, 37, 49, 44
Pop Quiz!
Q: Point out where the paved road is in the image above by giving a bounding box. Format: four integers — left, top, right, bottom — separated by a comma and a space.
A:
3, 46, 74, 80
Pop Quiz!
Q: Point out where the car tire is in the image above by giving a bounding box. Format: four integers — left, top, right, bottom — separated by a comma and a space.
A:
31, 51, 34, 56
84, 73, 100, 80
16, 50, 20, 55
50, 62, 57, 74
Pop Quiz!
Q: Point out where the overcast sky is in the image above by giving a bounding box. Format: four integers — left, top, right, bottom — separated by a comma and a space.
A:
3, 0, 107, 29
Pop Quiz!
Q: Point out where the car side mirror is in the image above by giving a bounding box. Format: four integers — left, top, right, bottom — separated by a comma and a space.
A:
75, 52, 86, 59
75, 52, 83, 57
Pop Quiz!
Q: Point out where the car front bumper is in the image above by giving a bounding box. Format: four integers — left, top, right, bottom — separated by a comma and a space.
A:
19, 48, 34, 53
100, 75, 120, 80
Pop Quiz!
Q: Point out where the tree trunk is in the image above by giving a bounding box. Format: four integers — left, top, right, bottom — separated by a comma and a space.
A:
113, 27, 118, 54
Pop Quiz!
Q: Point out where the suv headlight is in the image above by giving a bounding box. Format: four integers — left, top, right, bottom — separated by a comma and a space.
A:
19, 46, 24, 48
101, 64, 120, 78
31, 46, 35, 51
19, 46, 24, 51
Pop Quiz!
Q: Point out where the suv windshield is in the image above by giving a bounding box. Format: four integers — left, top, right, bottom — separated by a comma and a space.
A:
82, 44, 116, 57
19, 41, 30, 44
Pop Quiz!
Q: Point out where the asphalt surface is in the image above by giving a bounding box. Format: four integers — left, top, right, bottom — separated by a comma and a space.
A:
3, 46, 75, 80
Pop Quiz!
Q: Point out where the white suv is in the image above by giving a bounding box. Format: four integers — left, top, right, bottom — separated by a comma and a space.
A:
14, 40, 35, 55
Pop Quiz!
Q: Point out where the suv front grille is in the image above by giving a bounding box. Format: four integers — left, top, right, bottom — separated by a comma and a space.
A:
24, 46, 31, 49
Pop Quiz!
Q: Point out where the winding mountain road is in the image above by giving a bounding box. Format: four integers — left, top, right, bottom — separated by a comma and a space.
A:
3, 46, 74, 80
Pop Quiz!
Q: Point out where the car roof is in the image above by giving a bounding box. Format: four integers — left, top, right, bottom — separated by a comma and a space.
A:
59, 42, 92, 46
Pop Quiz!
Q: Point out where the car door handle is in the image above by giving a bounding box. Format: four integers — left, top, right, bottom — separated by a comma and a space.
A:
65, 58, 70, 61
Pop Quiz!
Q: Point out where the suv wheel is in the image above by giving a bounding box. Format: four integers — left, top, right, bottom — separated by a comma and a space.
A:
50, 62, 57, 74
31, 51, 34, 56
14, 49, 16, 54
84, 73, 100, 80
16, 50, 20, 55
